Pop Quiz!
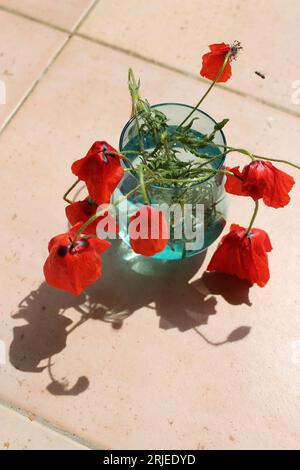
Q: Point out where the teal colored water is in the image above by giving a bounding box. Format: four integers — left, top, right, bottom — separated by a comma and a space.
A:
116, 127, 227, 261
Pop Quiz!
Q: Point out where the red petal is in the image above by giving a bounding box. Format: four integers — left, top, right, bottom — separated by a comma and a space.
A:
225, 166, 246, 196
66, 198, 98, 234
225, 161, 295, 208
71, 141, 124, 204
209, 43, 231, 52
207, 224, 272, 287
129, 205, 169, 257
260, 162, 295, 208
200, 43, 232, 83
44, 230, 110, 295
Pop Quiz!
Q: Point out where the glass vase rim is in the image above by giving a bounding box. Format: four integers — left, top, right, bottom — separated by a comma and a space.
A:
119, 102, 227, 190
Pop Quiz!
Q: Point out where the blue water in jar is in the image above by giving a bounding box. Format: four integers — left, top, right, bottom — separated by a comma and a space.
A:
115, 127, 227, 261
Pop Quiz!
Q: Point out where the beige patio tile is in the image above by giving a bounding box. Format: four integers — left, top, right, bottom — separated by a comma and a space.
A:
0, 403, 88, 450
79, 0, 300, 114
0, 9, 67, 130
0, 0, 96, 31
0, 36, 300, 450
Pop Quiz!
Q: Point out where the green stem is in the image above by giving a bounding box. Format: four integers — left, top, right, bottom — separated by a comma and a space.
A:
252, 155, 300, 170
209, 142, 300, 169
71, 213, 100, 244
177, 52, 231, 130
156, 168, 235, 185
111, 149, 140, 156
245, 201, 259, 237
138, 165, 150, 204
63, 179, 80, 203
196, 151, 229, 169
113, 183, 142, 206
106, 151, 137, 173
128, 68, 144, 153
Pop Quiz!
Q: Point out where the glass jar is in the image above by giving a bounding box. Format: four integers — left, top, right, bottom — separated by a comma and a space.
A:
114, 103, 227, 261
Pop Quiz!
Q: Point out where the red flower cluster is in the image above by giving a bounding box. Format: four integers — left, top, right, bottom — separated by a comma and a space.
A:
208, 224, 272, 287
209, 159, 295, 285
44, 142, 169, 295
43, 42, 298, 296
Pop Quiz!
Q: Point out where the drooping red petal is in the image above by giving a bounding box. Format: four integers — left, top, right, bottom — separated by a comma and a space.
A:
242, 228, 272, 287
225, 166, 246, 196
225, 161, 295, 208
129, 205, 169, 257
44, 228, 110, 295
66, 198, 99, 234
200, 43, 232, 83
251, 162, 295, 208
71, 141, 124, 204
207, 224, 272, 287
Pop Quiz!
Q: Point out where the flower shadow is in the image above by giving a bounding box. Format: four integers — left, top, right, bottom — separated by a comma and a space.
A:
10, 240, 251, 396
9, 283, 91, 396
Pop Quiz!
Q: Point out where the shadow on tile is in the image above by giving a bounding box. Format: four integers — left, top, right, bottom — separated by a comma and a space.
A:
9, 240, 251, 396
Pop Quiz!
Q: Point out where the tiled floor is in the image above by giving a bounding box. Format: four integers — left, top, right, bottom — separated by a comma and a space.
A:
79, 0, 300, 114
0, 403, 88, 450
0, 9, 67, 130
0, 0, 95, 30
0, 0, 300, 450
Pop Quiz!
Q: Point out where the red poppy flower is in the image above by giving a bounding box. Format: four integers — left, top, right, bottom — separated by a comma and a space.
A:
207, 224, 272, 287
65, 198, 119, 236
71, 141, 124, 204
44, 225, 110, 295
225, 161, 295, 208
129, 205, 169, 257
200, 43, 232, 83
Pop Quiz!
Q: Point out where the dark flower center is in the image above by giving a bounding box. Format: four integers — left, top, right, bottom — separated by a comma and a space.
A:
57, 245, 68, 257
69, 239, 89, 254
57, 239, 89, 257
230, 40, 242, 61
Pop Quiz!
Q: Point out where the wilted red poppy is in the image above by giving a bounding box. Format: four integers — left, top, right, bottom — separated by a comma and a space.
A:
44, 225, 110, 295
129, 205, 169, 257
225, 161, 295, 208
207, 224, 272, 287
65, 198, 119, 236
71, 141, 124, 204
200, 43, 232, 82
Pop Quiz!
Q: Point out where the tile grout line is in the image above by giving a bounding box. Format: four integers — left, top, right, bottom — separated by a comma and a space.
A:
0, 0, 298, 451
0, 2, 107, 448
0, 2, 108, 449
0, 4, 70, 34
0, 3, 299, 121
75, 32, 300, 120
0, 0, 101, 137
0, 397, 105, 450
